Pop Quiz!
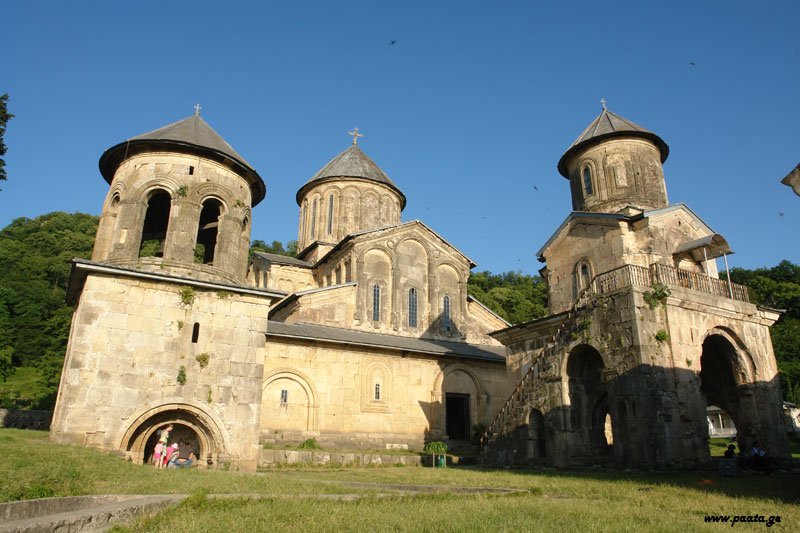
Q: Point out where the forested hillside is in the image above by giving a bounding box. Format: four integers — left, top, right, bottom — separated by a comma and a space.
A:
0, 212, 98, 407
0, 212, 798, 408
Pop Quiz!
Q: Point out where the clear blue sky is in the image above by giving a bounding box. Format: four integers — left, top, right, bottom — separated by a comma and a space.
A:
2, 1, 798, 275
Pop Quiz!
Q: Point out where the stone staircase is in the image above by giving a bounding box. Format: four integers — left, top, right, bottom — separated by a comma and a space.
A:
480, 284, 596, 464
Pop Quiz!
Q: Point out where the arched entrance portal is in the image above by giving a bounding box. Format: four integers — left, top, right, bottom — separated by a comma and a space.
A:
528, 409, 546, 460
143, 423, 202, 465
566, 344, 613, 459
700, 333, 752, 448
120, 405, 225, 466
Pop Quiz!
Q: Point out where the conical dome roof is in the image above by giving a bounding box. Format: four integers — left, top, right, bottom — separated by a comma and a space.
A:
296, 145, 406, 208
99, 113, 266, 205
557, 108, 669, 178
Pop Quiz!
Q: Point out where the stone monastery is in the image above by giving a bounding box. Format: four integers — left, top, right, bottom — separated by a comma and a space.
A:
50, 107, 790, 471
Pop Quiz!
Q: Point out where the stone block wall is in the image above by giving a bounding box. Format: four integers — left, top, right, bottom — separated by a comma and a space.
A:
261, 337, 510, 450
50, 272, 273, 471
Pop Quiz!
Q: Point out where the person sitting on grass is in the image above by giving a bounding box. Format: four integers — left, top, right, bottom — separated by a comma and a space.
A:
724, 444, 737, 458
747, 441, 772, 474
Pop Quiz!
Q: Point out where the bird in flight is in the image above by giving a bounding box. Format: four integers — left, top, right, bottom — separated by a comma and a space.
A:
690, 61, 696, 66
778, 211, 784, 217
389, 39, 397, 46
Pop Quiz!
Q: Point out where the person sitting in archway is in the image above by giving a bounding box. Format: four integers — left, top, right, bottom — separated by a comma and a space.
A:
171, 441, 196, 468
747, 441, 771, 474
724, 444, 737, 458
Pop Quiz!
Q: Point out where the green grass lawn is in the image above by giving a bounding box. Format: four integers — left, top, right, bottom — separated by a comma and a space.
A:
2, 429, 798, 532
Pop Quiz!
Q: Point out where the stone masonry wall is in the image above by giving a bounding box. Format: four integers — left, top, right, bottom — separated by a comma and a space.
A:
50, 273, 271, 471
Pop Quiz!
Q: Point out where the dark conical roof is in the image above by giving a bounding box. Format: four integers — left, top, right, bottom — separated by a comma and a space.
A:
557, 108, 669, 178
99, 113, 266, 206
296, 145, 406, 208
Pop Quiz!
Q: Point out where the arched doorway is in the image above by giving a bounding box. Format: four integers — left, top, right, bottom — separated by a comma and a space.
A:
700, 334, 751, 449
142, 422, 202, 466
528, 409, 546, 459
566, 344, 613, 459
121, 406, 224, 466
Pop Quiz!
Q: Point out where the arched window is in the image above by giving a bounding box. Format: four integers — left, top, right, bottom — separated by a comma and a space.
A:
374, 383, 381, 401
300, 203, 307, 241
582, 166, 594, 196
327, 194, 334, 235
139, 190, 172, 257
443, 295, 451, 332
196, 199, 222, 264
408, 288, 418, 328
372, 285, 381, 322
311, 199, 318, 239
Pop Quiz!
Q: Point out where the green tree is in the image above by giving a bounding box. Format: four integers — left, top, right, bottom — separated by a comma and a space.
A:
467, 270, 548, 325
0, 212, 98, 399
0, 93, 12, 187
250, 239, 298, 258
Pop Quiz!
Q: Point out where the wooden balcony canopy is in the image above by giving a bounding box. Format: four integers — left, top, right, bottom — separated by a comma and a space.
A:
673, 234, 733, 262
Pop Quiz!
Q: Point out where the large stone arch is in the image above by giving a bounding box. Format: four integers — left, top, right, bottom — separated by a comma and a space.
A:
562, 343, 614, 460
116, 398, 230, 466
699, 327, 759, 448
702, 326, 757, 382
262, 368, 319, 432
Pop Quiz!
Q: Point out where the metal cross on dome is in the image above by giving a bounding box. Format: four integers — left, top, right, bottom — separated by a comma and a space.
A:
194, 104, 202, 115
600, 98, 607, 110
348, 127, 363, 146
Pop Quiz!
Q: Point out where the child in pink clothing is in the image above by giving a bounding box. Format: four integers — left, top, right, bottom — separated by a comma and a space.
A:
153, 442, 164, 468
164, 442, 178, 467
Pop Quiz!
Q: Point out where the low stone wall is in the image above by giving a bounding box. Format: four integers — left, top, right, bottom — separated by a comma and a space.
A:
0, 409, 52, 430
259, 449, 422, 468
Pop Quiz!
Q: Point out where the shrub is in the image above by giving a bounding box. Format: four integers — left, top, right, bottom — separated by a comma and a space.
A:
196, 353, 210, 369
298, 438, 321, 450
655, 329, 669, 343
176, 365, 187, 385
643, 284, 671, 309
180, 286, 195, 305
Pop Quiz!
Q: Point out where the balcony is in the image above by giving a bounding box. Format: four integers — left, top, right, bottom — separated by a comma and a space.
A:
592, 263, 750, 303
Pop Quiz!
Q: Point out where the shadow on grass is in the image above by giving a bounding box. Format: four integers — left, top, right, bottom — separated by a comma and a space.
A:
467, 465, 800, 504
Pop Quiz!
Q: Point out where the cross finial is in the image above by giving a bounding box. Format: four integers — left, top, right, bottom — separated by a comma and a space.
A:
194, 104, 202, 116
600, 98, 607, 110
347, 127, 363, 146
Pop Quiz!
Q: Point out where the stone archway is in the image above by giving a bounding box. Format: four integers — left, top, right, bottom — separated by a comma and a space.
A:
528, 408, 547, 460
700, 332, 756, 448
432, 364, 486, 441
565, 343, 612, 461
118, 402, 228, 466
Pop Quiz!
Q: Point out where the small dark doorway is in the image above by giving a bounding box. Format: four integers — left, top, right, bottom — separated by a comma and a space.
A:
445, 393, 470, 440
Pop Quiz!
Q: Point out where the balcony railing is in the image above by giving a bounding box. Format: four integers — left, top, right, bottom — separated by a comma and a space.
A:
591, 263, 750, 303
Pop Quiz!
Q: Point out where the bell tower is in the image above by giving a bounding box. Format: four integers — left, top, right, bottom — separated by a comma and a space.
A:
93, 109, 265, 283
557, 105, 670, 214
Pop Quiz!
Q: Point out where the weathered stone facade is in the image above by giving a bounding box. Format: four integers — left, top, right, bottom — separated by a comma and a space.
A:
52, 113, 511, 470
481, 108, 790, 469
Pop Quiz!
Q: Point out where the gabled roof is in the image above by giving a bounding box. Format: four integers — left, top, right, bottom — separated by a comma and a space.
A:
267, 321, 506, 362
296, 145, 406, 208
314, 220, 476, 269
270, 282, 357, 315
99, 113, 266, 206
557, 108, 669, 178
536, 204, 715, 262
